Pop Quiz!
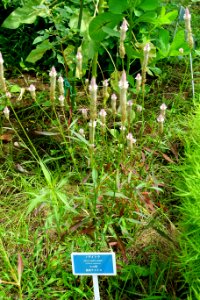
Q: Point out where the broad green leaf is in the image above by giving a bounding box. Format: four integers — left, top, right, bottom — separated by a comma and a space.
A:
10, 85, 21, 93
195, 50, 200, 56
109, 129, 119, 139
82, 38, 99, 60
136, 11, 157, 23
26, 40, 52, 63
125, 45, 142, 59
102, 26, 120, 38
138, 0, 160, 11
89, 13, 122, 42
1, 0, 47, 29
158, 29, 170, 55
108, 0, 128, 14
153, 7, 178, 26
169, 30, 189, 55
63, 45, 75, 67
33, 34, 49, 45
69, 10, 92, 35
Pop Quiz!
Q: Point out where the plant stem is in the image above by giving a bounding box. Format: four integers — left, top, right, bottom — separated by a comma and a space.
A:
71, 0, 85, 109
189, 52, 195, 98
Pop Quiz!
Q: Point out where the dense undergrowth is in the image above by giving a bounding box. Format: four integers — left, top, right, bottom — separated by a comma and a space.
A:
0, 0, 200, 299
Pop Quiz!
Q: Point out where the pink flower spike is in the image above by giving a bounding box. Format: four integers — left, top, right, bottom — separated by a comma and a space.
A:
119, 70, 129, 89
58, 76, 64, 83
126, 133, 136, 143
160, 103, 167, 111
111, 93, 117, 101
49, 66, 57, 77
28, 84, 36, 92
89, 77, 98, 92
99, 109, 107, 117
3, 106, 10, 120
103, 79, 109, 87
135, 73, 142, 81
144, 43, 151, 52
76, 49, 82, 61
157, 114, 165, 123
184, 7, 191, 20
120, 18, 129, 32
0, 52, 4, 64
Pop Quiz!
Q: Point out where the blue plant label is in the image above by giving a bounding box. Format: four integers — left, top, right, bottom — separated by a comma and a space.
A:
71, 252, 116, 276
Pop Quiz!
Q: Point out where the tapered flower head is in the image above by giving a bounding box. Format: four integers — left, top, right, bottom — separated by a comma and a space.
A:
120, 18, 129, 42
160, 103, 167, 111
89, 77, 98, 92
49, 66, 57, 77
126, 133, 136, 143
157, 114, 165, 123
184, 7, 191, 20
28, 84, 36, 92
144, 43, 151, 53
76, 49, 82, 61
119, 70, 129, 90
3, 106, 10, 120
99, 109, 107, 117
0, 52, 4, 64
59, 95, 65, 107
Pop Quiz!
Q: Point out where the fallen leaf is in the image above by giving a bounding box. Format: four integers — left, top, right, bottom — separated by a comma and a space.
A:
0, 134, 13, 142
162, 153, 175, 164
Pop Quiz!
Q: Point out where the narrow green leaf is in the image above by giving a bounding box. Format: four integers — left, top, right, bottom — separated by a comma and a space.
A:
39, 161, 52, 185
103, 191, 129, 199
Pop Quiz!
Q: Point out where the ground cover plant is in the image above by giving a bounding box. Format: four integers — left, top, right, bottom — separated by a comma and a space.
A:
0, 0, 200, 299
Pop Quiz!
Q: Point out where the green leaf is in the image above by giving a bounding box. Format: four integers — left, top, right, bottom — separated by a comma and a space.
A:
33, 34, 49, 45
136, 11, 157, 23
1, 0, 47, 29
26, 193, 47, 215
56, 191, 77, 213
169, 30, 189, 55
195, 50, 200, 56
108, 0, 128, 14
89, 13, 122, 42
102, 27, 120, 38
10, 85, 21, 93
154, 7, 178, 26
26, 40, 52, 63
39, 160, 52, 186
92, 168, 98, 186
103, 191, 129, 199
138, 0, 160, 11
109, 129, 119, 139
158, 29, 170, 56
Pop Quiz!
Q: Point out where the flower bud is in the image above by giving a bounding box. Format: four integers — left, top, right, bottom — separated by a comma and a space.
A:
3, 106, 10, 120
59, 95, 65, 107
28, 84, 36, 100
135, 73, 142, 92
58, 76, 64, 96
120, 18, 129, 42
111, 93, 117, 115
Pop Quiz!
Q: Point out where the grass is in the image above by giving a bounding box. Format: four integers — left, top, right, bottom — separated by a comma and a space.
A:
0, 1, 200, 299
